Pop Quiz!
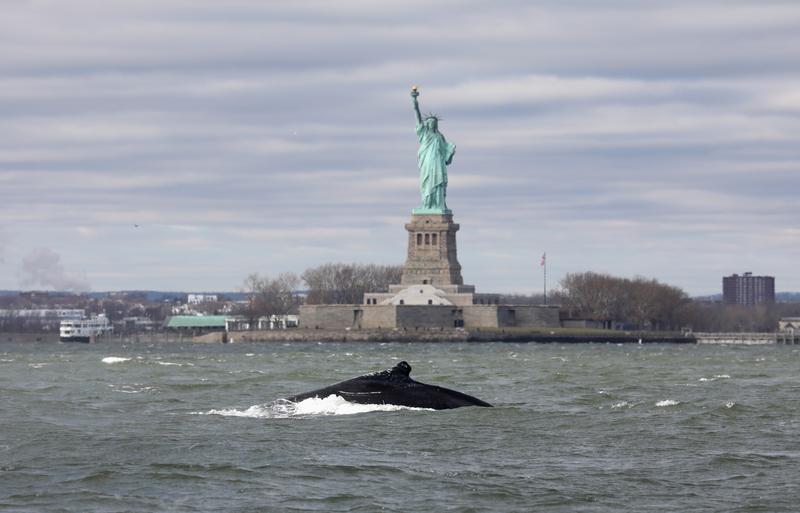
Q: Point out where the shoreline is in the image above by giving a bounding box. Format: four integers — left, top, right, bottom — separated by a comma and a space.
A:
4, 329, 791, 345
1, 329, 692, 344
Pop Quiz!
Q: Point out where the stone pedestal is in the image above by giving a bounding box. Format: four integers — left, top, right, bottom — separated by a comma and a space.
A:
302, 208, 561, 331
400, 214, 464, 286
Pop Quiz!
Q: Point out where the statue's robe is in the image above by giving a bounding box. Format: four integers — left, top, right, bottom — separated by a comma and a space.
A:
416, 122, 456, 211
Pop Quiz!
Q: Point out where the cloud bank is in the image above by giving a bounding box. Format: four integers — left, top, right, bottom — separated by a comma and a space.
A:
0, 1, 798, 294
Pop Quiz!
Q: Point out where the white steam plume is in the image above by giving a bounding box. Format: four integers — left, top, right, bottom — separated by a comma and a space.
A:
20, 247, 90, 292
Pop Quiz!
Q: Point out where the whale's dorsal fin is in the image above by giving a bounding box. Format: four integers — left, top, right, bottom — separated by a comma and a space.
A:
390, 361, 411, 379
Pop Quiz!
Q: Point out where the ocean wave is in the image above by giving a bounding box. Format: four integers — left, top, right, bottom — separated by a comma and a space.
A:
656, 399, 680, 407
102, 357, 131, 364
197, 395, 433, 418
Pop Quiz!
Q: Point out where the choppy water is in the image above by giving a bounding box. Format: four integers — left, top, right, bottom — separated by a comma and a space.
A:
2, 341, 800, 512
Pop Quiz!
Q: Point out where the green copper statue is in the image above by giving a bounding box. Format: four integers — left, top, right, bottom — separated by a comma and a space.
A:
411, 86, 455, 215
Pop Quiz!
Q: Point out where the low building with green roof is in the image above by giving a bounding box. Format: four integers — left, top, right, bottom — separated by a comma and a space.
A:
165, 315, 227, 334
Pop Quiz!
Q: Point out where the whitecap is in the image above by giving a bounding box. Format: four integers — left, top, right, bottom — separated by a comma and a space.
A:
157, 362, 181, 366
199, 395, 432, 419
110, 383, 155, 394
700, 374, 731, 382
102, 357, 131, 364
611, 401, 630, 409
724, 401, 736, 408
656, 399, 679, 407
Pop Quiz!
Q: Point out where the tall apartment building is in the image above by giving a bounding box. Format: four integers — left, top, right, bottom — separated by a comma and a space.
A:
722, 272, 775, 306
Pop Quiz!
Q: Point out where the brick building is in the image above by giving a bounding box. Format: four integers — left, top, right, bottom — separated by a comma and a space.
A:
722, 272, 775, 306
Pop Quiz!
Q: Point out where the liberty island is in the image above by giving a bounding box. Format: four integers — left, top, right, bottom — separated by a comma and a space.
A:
299, 87, 559, 330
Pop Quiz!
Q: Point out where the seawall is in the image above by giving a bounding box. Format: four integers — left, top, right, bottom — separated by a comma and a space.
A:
220, 328, 695, 344
695, 332, 778, 345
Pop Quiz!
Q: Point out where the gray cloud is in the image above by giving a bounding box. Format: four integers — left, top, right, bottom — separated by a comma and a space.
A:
0, 1, 798, 294
20, 248, 91, 292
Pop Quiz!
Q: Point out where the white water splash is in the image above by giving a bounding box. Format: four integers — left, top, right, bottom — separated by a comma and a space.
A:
724, 401, 736, 408
199, 395, 432, 419
102, 357, 131, 364
656, 399, 679, 407
699, 374, 731, 382
611, 401, 631, 409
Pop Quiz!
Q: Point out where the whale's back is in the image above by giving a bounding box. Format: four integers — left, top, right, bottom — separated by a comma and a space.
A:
285, 361, 492, 410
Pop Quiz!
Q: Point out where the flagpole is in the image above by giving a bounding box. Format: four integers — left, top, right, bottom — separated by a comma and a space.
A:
544, 253, 547, 306
542, 252, 547, 306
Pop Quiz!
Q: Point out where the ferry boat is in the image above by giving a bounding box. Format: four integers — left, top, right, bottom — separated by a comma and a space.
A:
60, 315, 112, 343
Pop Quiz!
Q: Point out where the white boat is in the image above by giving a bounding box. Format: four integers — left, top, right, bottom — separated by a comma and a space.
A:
60, 315, 113, 343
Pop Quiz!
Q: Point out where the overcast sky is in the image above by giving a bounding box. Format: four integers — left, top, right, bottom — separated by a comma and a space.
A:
1, 0, 799, 295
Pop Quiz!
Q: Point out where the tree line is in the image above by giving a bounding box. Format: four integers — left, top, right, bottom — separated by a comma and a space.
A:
559, 272, 688, 330
239, 263, 402, 323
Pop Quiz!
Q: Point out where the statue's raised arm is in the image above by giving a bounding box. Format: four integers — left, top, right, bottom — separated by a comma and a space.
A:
411, 85, 423, 125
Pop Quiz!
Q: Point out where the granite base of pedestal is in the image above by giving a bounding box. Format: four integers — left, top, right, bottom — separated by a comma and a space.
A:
400, 214, 464, 287
299, 304, 560, 330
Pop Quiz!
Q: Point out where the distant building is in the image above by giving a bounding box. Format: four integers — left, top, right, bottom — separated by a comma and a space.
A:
165, 315, 227, 335
114, 316, 158, 333
0, 309, 84, 320
164, 314, 298, 334
0, 309, 86, 331
187, 294, 218, 305
225, 315, 299, 332
722, 273, 775, 306
779, 317, 800, 333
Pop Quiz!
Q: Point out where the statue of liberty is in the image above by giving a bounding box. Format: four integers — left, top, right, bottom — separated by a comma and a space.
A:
411, 86, 455, 214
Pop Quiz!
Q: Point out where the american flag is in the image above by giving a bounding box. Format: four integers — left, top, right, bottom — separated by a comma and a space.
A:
540, 252, 546, 267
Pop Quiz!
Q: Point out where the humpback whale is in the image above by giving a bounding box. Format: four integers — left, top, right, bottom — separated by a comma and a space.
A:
285, 361, 492, 410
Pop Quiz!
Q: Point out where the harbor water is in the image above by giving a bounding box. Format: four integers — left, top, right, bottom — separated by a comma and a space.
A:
1, 341, 799, 512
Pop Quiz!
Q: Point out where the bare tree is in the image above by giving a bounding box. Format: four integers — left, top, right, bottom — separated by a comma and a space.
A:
561, 272, 628, 320
560, 271, 689, 330
240, 272, 301, 328
302, 263, 403, 304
